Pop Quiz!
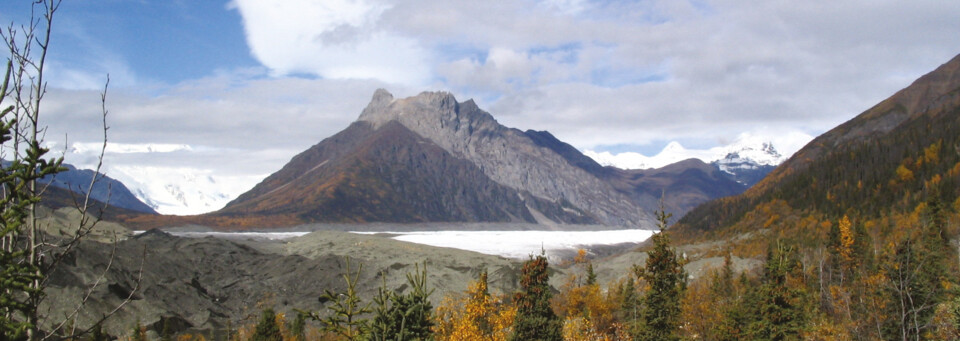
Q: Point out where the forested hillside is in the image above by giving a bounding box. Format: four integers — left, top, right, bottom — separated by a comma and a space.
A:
664, 53, 960, 339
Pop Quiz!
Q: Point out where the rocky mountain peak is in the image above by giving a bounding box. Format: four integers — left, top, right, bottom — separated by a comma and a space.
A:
356, 90, 504, 153
353, 89, 652, 227
358, 90, 484, 130
358, 88, 396, 121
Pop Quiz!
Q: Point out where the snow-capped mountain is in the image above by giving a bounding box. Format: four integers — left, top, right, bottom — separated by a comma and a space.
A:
584, 141, 716, 170
711, 141, 783, 186
584, 135, 792, 188
99, 166, 264, 216
62, 142, 268, 216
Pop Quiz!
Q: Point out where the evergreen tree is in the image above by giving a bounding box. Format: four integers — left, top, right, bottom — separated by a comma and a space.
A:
710, 252, 735, 299
130, 319, 146, 341
880, 200, 956, 340
289, 311, 307, 341
311, 258, 370, 340
509, 251, 561, 341
252, 308, 283, 341
616, 277, 640, 336
585, 263, 597, 286
744, 241, 809, 340
369, 263, 435, 340
634, 205, 686, 341
714, 274, 757, 341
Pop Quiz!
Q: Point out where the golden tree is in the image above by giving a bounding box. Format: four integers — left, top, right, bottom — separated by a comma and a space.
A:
434, 271, 515, 341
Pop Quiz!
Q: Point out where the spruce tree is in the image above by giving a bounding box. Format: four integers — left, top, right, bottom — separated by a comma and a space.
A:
315, 258, 370, 340
744, 241, 809, 340
617, 277, 640, 335
252, 308, 283, 341
289, 311, 307, 341
585, 263, 597, 286
130, 320, 146, 341
634, 205, 686, 341
510, 251, 562, 341
369, 263, 435, 340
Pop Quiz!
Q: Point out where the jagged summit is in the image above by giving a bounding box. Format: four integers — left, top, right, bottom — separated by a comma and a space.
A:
209, 89, 663, 227
355, 89, 652, 226
358, 90, 500, 140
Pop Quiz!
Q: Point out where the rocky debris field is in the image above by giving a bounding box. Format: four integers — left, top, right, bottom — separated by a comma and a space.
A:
43, 215, 759, 339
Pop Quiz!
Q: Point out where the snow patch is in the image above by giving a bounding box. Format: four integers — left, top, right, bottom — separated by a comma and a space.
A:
355, 229, 656, 259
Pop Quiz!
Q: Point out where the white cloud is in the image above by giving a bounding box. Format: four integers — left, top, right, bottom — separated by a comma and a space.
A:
69, 142, 193, 155
229, 0, 432, 85
225, 0, 960, 149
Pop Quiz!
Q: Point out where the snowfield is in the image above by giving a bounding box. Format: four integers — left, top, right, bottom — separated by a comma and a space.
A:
148, 229, 656, 259
354, 229, 656, 259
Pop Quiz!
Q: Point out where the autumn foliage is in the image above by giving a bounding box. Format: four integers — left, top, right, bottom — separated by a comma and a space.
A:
434, 271, 516, 341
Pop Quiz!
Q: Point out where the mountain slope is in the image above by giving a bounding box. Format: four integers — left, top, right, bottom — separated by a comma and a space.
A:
524, 130, 745, 218
676, 53, 960, 237
616, 159, 745, 219
127, 90, 758, 229
219, 120, 596, 225
216, 90, 656, 227
43, 163, 157, 214
712, 149, 779, 188
354, 90, 651, 227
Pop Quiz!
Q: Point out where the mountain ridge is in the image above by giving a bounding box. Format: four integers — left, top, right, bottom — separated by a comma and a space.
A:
122, 89, 759, 229
353, 90, 653, 227
220, 120, 596, 225
30, 162, 157, 214
676, 52, 960, 236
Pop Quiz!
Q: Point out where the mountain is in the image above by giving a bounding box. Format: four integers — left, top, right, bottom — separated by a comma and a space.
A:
218, 119, 598, 225
711, 141, 782, 187
523, 130, 745, 219
217, 90, 644, 227
126, 90, 753, 229
99, 166, 258, 215
676, 53, 960, 237
585, 138, 786, 188
213, 90, 749, 228
21, 162, 157, 214
614, 159, 746, 221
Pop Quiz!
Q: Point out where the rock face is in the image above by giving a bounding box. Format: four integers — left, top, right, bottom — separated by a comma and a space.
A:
220, 119, 596, 225
355, 90, 652, 227
210, 89, 756, 229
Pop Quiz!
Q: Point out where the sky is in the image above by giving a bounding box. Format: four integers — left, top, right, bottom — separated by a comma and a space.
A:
1, 0, 959, 214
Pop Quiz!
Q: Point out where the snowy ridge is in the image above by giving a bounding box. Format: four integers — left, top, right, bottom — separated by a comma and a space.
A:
584, 132, 799, 170
102, 166, 264, 215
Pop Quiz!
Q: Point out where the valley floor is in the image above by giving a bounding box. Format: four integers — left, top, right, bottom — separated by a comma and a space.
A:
145, 225, 655, 260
